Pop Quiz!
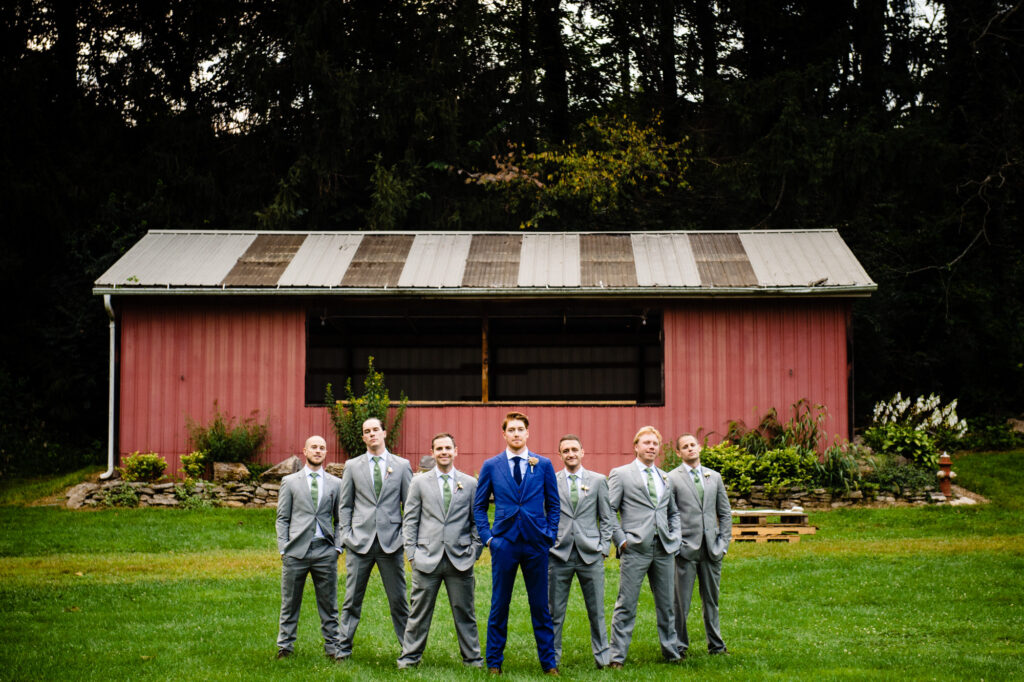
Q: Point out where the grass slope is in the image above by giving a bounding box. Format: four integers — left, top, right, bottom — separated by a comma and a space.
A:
1, 451, 1022, 680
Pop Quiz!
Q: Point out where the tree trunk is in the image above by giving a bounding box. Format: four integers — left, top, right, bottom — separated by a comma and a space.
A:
535, 0, 570, 141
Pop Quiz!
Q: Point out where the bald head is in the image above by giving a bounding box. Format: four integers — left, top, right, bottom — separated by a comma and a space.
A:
303, 435, 327, 469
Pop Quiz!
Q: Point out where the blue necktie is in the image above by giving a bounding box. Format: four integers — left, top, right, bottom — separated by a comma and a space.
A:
513, 457, 523, 485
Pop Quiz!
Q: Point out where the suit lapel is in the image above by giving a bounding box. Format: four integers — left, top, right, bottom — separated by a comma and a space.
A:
425, 468, 445, 518
497, 452, 516, 491
557, 470, 570, 512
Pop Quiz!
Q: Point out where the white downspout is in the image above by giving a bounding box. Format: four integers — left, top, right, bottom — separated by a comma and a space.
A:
100, 294, 117, 479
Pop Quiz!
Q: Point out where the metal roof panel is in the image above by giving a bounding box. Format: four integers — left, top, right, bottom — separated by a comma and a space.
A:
95, 231, 256, 286
632, 233, 701, 286
518, 233, 581, 287
399, 233, 473, 287
279, 233, 362, 286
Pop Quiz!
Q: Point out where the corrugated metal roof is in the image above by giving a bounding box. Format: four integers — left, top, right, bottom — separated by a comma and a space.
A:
94, 229, 876, 297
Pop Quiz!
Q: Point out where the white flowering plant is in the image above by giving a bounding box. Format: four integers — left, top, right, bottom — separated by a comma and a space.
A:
870, 392, 967, 450
865, 392, 967, 468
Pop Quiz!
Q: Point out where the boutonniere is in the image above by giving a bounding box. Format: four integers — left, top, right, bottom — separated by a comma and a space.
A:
528, 457, 538, 473
580, 484, 590, 494
386, 467, 393, 475
703, 472, 711, 479
456, 481, 464, 491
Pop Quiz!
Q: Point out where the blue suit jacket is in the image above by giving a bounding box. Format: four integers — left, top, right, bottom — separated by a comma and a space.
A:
473, 450, 560, 549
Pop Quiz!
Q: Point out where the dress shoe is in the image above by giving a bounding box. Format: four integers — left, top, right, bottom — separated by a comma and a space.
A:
276, 649, 292, 660
488, 667, 502, 675
710, 648, 729, 655
544, 668, 559, 676
328, 653, 350, 662
607, 662, 623, 669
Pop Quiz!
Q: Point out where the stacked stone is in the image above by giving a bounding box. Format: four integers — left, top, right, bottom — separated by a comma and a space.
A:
64, 454, 342, 509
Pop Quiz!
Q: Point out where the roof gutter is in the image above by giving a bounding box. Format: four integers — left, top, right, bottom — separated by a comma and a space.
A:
100, 295, 117, 480
91, 285, 878, 298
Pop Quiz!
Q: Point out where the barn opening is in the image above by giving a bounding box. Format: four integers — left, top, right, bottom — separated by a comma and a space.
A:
305, 301, 663, 405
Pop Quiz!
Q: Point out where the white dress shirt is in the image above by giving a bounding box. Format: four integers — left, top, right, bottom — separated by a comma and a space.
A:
505, 448, 528, 479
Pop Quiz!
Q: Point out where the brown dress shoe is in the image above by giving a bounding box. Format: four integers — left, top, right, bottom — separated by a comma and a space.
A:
607, 661, 623, 669
276, 649, 292, 660
488, 667, 502, 675
544, 668, 559, 675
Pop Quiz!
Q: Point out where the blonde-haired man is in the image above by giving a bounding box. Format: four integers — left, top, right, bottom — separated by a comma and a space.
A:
606, 426, 683, 668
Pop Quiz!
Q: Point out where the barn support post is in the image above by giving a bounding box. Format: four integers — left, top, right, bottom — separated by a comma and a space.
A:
100, 294, 117, 479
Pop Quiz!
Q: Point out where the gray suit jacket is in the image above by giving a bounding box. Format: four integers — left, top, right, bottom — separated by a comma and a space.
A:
276, 469, 343, 559
668, 464, 732, 562
608, 462, 680, 554
550, 469, 616, 564
403, 468, 483, 573
339, 451, 413, 554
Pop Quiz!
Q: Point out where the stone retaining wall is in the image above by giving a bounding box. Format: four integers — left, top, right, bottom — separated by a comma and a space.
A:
64, 457, 348, 509
730, 484, 951, 510
65, 479, 283, 509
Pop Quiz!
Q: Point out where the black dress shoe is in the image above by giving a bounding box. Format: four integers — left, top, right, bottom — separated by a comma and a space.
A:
710, 648, 729, 655
276, 649, 292, 659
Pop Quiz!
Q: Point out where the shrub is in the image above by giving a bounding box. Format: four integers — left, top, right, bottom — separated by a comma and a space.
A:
754, 446, 818, 496
180, 451, 208, 479
660, 444, 682, 471
813, 441, 865, 493
723, 399, 827, 456
174, 479, 212, 510
869, 460, 935, 494
701, 442, 756, 496
959, 417, 1024, 451
870, 392, 967, 451
863, 423, 938, 470
102, 483, 139, 507
118, 451, 166, 482
186, 401, 269, 464
325, 356, 408, 458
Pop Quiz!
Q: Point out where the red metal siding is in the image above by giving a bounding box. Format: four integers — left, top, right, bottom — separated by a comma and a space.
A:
117, 298, 850, 477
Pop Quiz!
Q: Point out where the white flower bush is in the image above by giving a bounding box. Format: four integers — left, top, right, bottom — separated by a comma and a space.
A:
870, 392, 968, 444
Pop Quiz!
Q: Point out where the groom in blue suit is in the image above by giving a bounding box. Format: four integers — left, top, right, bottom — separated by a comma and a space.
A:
474, 411, 560, 675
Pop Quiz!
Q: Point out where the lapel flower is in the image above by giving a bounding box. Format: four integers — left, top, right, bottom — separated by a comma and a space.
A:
528, 456, 538, 473
703, 471, 711, 479
456, 481, 464, 491
386, 466, 393, 475
581, 484, 590, 494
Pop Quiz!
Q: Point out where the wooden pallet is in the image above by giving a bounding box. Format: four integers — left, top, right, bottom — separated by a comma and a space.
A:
731, 509, 816, 543
732, 534, 801, 544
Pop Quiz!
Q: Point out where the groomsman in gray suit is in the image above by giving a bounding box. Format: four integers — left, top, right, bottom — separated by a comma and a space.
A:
668, 434, 732, 656
606, 425, 683, 668
397, 433, 483, 669
337, 417, 413, 659
275, 435, 344, 660
548, 434, 616, 669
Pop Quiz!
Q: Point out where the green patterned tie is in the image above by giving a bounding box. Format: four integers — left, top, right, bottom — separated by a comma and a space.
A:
645, 467, 657, 504
372, 456, 383, 497
442, 474, 452, 513
692, 468, 704, 504
310, 472, 319, 507
570, 474, 579, 510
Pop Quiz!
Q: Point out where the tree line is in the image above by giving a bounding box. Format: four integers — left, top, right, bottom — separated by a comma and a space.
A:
1, 0, 1021, 474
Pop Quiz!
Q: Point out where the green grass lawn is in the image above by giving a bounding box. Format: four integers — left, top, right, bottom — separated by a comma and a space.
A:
2, 451, 1023, 680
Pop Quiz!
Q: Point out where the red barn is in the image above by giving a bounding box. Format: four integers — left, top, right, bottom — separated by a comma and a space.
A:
93, 230, 875, 476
